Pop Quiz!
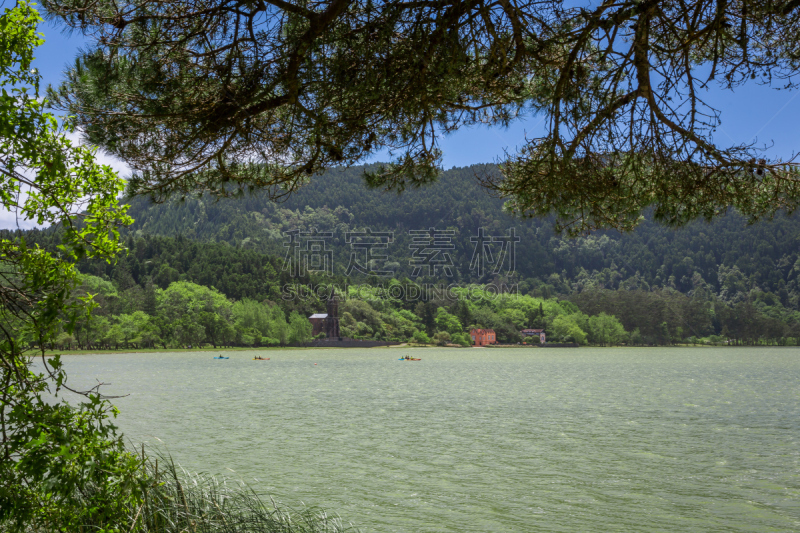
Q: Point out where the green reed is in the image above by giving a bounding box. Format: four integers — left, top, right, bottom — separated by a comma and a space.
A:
128, 452, 359, 533
1, 449, 358, 533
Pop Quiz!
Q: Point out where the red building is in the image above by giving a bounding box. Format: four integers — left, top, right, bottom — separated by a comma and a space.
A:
470, 328, 496, 346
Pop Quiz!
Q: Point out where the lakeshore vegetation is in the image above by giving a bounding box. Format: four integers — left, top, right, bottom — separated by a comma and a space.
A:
21, 247, 800, 350
14, 166, 800, 349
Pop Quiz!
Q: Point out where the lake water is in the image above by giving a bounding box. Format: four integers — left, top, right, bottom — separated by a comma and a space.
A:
59, 347, 800, 532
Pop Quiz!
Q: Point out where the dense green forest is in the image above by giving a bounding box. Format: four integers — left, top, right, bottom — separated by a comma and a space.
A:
124, 164, 800, 305
11, 164, 800, 347
42, 273, 633, 350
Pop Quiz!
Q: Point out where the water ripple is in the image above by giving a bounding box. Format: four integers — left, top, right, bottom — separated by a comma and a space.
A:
58, 347, 800, 532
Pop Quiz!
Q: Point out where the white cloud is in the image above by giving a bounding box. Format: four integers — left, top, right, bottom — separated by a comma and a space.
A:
64, 129, 132, 178
0, 206, 42, 230
0, 131, 131, 230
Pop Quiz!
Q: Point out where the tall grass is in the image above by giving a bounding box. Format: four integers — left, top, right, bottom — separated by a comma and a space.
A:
127, 453, 359, 533
2, 451, 358, 533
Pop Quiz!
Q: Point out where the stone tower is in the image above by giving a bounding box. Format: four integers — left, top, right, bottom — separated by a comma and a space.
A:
325, 290, 340, 338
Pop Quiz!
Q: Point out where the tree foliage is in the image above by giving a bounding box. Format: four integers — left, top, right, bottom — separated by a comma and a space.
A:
550, 314, 588, 344
0, 3, 138, 528
43, 0, 800, 233
15, 161, 800, 346
53, 241, 800, 346
91, 165, 800, 315
61, 271, 793, 347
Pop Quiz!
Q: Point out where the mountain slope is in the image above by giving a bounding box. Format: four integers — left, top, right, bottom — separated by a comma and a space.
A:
122, 164, 800, 309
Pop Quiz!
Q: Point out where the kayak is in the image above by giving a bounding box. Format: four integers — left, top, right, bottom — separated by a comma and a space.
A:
253, 357, 270, 360
398, 358, 422, 361
213, 356, 229, 359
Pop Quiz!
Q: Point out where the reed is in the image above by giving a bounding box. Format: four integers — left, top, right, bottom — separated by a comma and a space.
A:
2, 451, 358, 533
128, 453, 359, 533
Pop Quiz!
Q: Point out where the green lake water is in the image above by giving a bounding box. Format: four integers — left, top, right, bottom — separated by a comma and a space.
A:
60, 347, 800, 532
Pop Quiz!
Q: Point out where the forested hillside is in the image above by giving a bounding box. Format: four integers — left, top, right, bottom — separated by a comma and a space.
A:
12, 164, 800, 347
124, 164, 800, 309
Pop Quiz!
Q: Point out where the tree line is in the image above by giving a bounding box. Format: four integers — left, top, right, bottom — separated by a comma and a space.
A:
14, 228, 798, 349
57, 278, 313, 350
571, 288, 799, 346
48, 274, 633, 351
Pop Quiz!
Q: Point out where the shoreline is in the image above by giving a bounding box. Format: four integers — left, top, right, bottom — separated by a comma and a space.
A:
41, 343, 799, 356
42, 346, 360, 356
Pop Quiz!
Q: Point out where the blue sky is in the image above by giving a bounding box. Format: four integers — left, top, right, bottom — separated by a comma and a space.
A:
4, 7, 799, 228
